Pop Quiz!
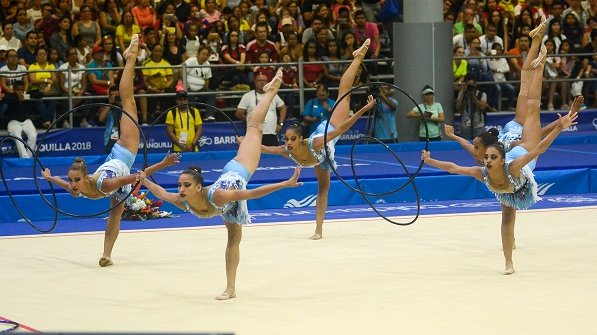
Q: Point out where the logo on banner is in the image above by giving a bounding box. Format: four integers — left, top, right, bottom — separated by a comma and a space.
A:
199, 136, 213, 146
537, 183, 556, 195
546, 195, 597, 204
283, 194, 317, 208
593, 118, 597, 130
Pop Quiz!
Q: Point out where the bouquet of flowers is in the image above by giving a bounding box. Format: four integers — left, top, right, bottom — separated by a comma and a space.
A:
122, 183, 176, 221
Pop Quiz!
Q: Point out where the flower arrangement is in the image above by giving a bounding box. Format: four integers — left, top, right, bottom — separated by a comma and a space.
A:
122, 183, 176, 221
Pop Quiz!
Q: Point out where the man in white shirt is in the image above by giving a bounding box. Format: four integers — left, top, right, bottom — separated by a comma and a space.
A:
235, 73, 287, 146
184, 45, 216, 121
479, 23, 504, 54
0, 24, 23, 51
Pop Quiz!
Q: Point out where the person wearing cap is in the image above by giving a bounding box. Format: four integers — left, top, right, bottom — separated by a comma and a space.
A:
275, 17, 296, 51
165, 90, 204, 152
406, 85, 445, 141
87, 44, 114, 96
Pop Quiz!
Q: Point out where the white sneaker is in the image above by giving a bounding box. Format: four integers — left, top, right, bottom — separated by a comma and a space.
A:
205, 116, 216, 122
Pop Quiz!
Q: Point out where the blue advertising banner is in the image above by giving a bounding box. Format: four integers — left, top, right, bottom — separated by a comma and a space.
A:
0, 118, 372, 157
0, 167, 591, 223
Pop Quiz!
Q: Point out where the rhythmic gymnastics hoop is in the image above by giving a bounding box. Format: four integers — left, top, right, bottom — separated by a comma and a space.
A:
0, 319, 19, 333
322, 82, 430, 225
30, 103, 148, 218
349, 136, 422, 225
0, 136, 59, 233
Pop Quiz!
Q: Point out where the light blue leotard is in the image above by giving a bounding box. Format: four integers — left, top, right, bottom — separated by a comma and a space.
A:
183, 159, 252, 225
286, 121, 339, 172
481, 145, 540, 210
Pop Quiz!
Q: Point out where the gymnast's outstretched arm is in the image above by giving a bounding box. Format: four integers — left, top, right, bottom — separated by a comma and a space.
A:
100, 152, 181, 194
421, 150, 484, 182
140, 173, 185, 210
41, 168, 78, 196
311, 95, 376, 151
211, 167, 302, 206
509, 109, 578, 176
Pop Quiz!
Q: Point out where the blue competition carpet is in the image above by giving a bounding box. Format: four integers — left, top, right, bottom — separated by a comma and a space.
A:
1, 193, 596, 237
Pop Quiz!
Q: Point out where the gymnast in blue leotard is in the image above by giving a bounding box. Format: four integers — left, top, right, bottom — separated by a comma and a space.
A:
41, 34, 180, 267
139, 69, 303, 301
260, 38, 377, 241
422, 21, 580, 275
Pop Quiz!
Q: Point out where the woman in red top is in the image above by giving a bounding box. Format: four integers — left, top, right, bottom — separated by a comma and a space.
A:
301, 40, 323, 89
132, 0, 156, 29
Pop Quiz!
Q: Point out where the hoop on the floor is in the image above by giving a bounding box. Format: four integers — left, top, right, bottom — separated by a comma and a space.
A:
0, 136, 59, 233
322, 82, 429, 225
31, 103, 148, 218
0, 319, 19, 333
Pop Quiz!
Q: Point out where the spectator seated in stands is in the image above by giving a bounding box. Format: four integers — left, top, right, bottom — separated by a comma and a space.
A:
184, 45, 216, 121
5, 81, 38, 158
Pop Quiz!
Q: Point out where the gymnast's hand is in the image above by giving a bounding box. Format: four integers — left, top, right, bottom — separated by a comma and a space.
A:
41, 168, 52, 179
162, 151, 181, 167
136, 171, 147, 184
284, 167, 303, 187
421, 150, 431, 162
363, 95, 376, 111
570, 95, 584, 114
558, 109, 579, 129
444, 125, 455, 138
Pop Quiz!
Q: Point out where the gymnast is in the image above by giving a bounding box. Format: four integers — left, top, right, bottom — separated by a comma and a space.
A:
41, 34, 180, 267
422, 35, 579, 275
259, 38, 377, 240
444, 15, 584, 273
138, 69, 303, 301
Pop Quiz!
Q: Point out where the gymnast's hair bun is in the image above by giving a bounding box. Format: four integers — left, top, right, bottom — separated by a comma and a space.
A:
188, 166, 202, 174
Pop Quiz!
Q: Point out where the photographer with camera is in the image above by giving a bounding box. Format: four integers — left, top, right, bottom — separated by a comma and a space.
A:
456, 73, 487, 139
98, 85, 122, 153
406, 85, 445, 142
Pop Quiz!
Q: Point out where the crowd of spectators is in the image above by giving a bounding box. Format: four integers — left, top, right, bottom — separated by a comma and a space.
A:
0, 0, 393, 133
447, 0, 597, 113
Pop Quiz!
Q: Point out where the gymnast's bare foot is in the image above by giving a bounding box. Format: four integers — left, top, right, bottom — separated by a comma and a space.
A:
353, 38, 370, 59
122, 33, 139, 59
263, 68, 283, 92
99, 256, 113, 267
529, 14, 547, 39
503, 261, 515, 275
215, 290, 236, 300
309, 233, 322, 240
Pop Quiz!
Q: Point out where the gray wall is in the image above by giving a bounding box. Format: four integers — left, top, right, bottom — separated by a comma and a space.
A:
392, 1, 453, 141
